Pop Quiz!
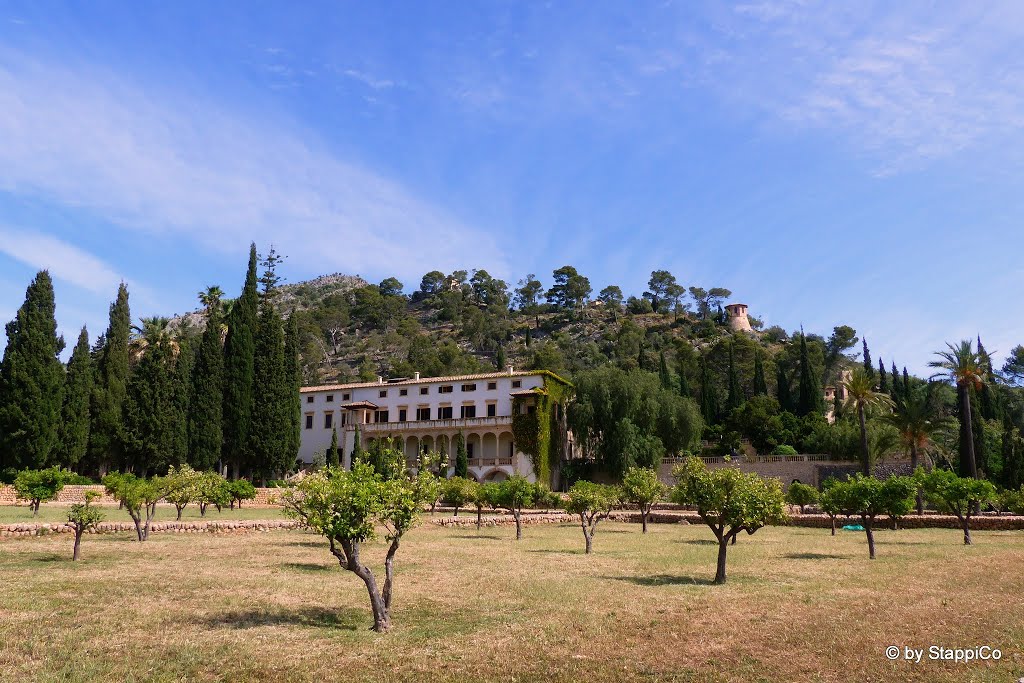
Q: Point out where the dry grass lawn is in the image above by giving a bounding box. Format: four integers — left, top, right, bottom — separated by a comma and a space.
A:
1, 519, 1022, 682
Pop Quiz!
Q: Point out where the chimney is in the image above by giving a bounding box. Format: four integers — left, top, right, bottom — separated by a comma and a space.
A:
506, 365, 514, 375
414, 371, 420, 381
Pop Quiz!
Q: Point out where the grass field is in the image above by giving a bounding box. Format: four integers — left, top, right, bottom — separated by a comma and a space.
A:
1, 520, 1022, 682
0, 503, 287, 524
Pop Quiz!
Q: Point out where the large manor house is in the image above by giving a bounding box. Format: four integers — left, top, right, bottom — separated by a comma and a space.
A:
299, 367, 572, 483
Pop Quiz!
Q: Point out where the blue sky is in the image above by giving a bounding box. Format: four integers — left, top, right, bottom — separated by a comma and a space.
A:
2, 1, 1023, 374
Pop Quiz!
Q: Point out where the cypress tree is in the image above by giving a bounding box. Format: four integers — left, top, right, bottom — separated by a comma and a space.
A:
726, 342, 742, 412
890, 361, 901, 400
188, 296, 224, 471
677, 360, 691, 398
326, 427, 340, 468
0, 271, 64, 470
969, 387, 987, 477
57, 327, 93, 469
284, 314, 302, 467
222, 244, 259, 479
699, 356, 719, 425
776, 361, 792, 413
90, 283, 130, 474
525, 326, 531, 348
796, 332, 823, 417
248, 285, 289, 481
169, 336, 193, 469
752, 349, 768, 396
637, 340, 646, 371
977, 336, 999, 421
1001, 413, 1023, 490
351, 424, 364, 465
659, 350, 672, 390
123, 319, 176, 475
878, 358, 888, 394
454, 430, 468, 478
902, 367, 910, 396
495, 345, 506, 371
862, 338, 874, 380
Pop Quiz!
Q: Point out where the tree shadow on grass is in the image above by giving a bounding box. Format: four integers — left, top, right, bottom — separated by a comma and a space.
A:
526, 548, 585, 555
203, 607, 361, 631
677, 539, 717, 546
605, 574, 716, 587
448, 533, 503, 541
782, 552, 853, 560
280, 562, 336, 572
271, 539, 325, 549
33, 554, 70, 564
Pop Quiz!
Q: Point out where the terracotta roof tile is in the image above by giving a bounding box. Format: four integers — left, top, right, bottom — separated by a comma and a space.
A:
300, 369, 569, 393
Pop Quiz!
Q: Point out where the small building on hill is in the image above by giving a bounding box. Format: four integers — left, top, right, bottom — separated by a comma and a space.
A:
298, 368, 573, 486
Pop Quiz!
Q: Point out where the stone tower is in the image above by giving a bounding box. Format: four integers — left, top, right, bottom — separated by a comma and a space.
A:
725, 303, 752, 332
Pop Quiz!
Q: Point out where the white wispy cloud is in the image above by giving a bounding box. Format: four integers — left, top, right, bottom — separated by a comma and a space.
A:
0, 53, 508, 283
0, 225, 125, 295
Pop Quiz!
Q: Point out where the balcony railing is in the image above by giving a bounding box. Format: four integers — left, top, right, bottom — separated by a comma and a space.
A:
347, 415, 513, 433
468, 458, 514, 467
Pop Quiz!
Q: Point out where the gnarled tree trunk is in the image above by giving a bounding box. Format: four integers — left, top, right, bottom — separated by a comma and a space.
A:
331, 537, 391, 633
72, 527, 84, 561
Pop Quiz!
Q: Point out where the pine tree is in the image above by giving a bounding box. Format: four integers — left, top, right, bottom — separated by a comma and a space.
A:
726, 342, 742, 412
248, 259, 290, 481
878, 358, 888, 394
57, 327, 93, 469
776, 361, 792, 413
326, 427, 340, 467
454, 430, 468, 478
89, 283, 130, 474
862, 338, 874, 379
796, 332, 823, 417
699, 356, 719, 425
0, 271, 65, 470
188, 295, 224, 471
659, 350, 672, 390
752, 349, 768, 396
222, 244, 259, 479
284, 314, 301, 467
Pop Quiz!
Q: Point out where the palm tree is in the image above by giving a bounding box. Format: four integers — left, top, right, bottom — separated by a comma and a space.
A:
883, 390, 946, 514
129, 316, 178, 362
198, 285, 224, 313
929, 340, 986, 479
842, 367, 894, 475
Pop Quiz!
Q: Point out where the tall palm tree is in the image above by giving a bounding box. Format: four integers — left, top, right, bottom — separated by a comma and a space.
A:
883, 390, 946, 514
842, 367, 894, 475
929, 340, 985, 479
129, 316, 178, 362
198, 285, 224, 313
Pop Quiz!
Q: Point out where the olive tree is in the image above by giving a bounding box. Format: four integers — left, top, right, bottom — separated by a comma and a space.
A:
103, 473, 165, 541
785, 482, 819, 514
67, 491, 104, 560
919, 468, 997, 545
620, 466, 666, 533
13, 467, 68, 515
844, 474, 916, 559
281, 460, 436, 633
671, 457, 786, 584
564, 481, 620, 554
497, 475, 535, 540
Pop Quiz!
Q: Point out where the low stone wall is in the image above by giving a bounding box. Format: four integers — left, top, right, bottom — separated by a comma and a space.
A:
0, 484, 285, 507
658, 460, 860, 489
433, 512, 578, 527
0, 519, 300, 540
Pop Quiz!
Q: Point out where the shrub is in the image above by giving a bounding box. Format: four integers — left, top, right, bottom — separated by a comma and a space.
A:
771, 445, 798, 456
785, 482, 819, 514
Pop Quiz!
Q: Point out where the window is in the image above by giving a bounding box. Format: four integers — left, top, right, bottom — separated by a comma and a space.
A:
419, 387, 429, 395
324, 412, 333, 429
438, 385, 453, 394
438, 406, 453, 419
305, 414, 314, 429
487, 403, 497, 417
460, 404, 476, 419
512, 380, 522, 388
374, 410, 389, 423
416, 407, 431, 421
341, 412, 348, 426
326, 394, 334, 403
461, 383, 476, 392
379, 390, 387, 398
398, 409, 407, 422
399, 388, 408, 396
343, 393, 350, 401
306, 396, 314, 404
487, 382, 497, 390
527, 405, 536, 415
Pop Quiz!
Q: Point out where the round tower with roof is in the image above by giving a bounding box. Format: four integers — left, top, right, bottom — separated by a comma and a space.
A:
725, 303, 752, 332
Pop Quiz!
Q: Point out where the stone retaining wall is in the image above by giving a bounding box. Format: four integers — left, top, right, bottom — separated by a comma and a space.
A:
0, 484, 285, 507
0, 519, 300, 540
